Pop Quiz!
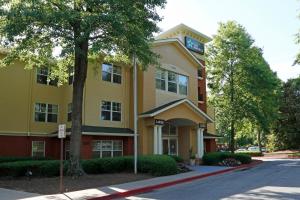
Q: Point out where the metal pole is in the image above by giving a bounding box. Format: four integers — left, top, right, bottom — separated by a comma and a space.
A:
133, 53, 138, 174
60, 138, 64, 193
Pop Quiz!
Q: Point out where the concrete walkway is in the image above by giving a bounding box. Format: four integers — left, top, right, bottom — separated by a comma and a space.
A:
0, 165, 231, 200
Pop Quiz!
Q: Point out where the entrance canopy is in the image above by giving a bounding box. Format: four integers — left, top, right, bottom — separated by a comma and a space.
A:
139, 98, 213, 124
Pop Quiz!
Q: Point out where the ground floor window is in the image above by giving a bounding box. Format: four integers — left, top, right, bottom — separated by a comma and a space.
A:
163, 138, 178, 156
32, 141, 45, 157
65, 141, 70, 160
92, 140, 123, 158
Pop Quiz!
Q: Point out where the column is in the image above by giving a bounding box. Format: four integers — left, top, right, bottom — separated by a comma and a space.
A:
157, 125, 163, 154
197, 127, 204, 158
153, 125, 158, 154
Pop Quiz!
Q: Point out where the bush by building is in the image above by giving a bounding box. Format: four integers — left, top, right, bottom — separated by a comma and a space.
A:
202, 152, 252, 166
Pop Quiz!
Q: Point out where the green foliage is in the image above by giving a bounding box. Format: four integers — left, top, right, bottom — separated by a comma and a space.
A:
0, 160, 67, 177
206, 21, 281, 151
169, 155, 184, 163
202, 152, 252, 166
237, 152, 263, 157
273, 77, 300, 150
0, 156, 51, 163
0, 155, 177, 177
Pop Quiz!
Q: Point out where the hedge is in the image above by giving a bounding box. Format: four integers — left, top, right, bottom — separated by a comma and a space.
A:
240, 151, 263, 157
202, 152, 252, 166
0, 156, 50, 163
0, 155, 177, 177
169, 155, 184, 163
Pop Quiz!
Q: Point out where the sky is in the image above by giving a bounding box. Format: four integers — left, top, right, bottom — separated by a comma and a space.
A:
157, 0, 300, 81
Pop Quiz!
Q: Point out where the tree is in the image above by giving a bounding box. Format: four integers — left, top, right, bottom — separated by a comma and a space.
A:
0, 0, 166, 176
206, 21, 256, 153
206, 21, 280, 153
275, 77, 300, 149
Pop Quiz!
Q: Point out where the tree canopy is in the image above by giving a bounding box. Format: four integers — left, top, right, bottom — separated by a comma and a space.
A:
0, 0, 166, 175
206, 21, 281, 151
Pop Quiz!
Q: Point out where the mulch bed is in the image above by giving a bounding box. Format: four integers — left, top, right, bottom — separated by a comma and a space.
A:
0, 173, 153, 194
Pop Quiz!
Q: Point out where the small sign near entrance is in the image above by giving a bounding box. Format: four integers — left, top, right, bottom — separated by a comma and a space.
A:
58, 124, 66, 138
155, 119, 165, 126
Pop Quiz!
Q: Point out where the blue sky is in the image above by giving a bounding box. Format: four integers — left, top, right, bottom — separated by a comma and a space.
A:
157, 0, 300, 81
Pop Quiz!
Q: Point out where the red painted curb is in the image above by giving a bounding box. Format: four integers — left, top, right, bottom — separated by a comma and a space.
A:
89, 160, 263, 200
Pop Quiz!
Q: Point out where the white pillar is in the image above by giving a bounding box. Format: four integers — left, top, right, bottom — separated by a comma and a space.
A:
197, 127, 204, 158
153, 125, 158, 154
157, 125, 163, 154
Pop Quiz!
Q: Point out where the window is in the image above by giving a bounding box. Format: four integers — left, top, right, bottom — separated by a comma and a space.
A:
36, 68, 57, 86
155, 68, 166, 90
67, 103, 72, 121
198, 87, 203, 101
68, 67, 74, 85
32, 141, 45, 157
168, 71, 177, 93
178, 75, 188, 95
35, 103, 58, 123
92, 140, 123, 158
101, 101, 121, 121
102, 63, 122, 84
162, 123, 177, 136
155, 68, 188, 95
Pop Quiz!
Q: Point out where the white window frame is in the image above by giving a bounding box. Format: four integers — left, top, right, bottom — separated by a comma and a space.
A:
101, 101, 121, 122
155, 68, 188, 96
155, 68, 166, 90
34, 103, 59, 123
36, 68, 57, 86
32, 141, 45, 157
92, 140, 123, 158
162, 123, 178, 136
102, 63, 122, 84
162, 138, 178, 156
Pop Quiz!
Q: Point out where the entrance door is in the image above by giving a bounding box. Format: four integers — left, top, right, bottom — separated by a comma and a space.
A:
162, 138, 178, 155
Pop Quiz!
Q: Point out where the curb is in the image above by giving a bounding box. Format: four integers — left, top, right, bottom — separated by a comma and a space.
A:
89, 160, 263, 200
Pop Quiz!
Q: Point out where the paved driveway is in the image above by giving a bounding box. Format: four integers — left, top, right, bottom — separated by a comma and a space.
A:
124, 159, 300, 200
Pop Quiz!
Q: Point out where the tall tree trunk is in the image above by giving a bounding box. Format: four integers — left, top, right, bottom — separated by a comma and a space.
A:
230, 120, 235, 153
258, 128, 262, 152
68, 39, 89, 176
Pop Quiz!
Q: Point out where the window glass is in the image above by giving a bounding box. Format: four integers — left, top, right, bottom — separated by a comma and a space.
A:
155, 68, 166, 90
162, 124, 169, 136
102, 63, 112, 82
102, 141, 112, 150
32, 141, 45, 157
168, 71, 177, 93
113, 66, 122, 84
35, 103, 47, 122
198, 68, 202, 78
92, 140, 123, 158
112, 102, 121, 121
36, 68, 48, 85
35, 103, 58, 123
101, 101, 111, 120
170, 125, 177, 135
169, 139, 177, 155
178, 75, 188, 95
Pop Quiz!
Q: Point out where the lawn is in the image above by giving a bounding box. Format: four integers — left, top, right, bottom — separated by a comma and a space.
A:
0, 173, 153, 194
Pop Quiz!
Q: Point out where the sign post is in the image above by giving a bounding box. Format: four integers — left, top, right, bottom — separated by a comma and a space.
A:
58, 124, 66, 193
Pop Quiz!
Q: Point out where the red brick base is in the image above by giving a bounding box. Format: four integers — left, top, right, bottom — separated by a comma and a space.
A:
0, 135, 133, 159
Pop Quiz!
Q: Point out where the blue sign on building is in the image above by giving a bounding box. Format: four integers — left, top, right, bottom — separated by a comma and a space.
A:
185, 36, 204, 55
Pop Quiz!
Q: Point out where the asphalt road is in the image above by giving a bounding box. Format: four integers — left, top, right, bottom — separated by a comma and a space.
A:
123, 159, 300, 200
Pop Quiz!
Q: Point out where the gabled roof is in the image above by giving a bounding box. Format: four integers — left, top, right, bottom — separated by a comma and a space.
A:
153, 38, 204, 68
139, 98, 214, 123
156, 23, 212, 43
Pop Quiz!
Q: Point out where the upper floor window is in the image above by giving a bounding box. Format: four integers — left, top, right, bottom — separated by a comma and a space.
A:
36, 68, 58, 86
155, 68, 166, 90
101, 101, 121, 121
35, 103, 58, 123
155, 68, 188, 95
67, 103, 72, 122
102, 63, 122, 84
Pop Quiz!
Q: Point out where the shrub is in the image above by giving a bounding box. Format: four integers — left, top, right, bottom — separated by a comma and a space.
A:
0, 156, 50, 163
240, 151, 263, 157
0, 160, 65, 177
169, 155, 184, 163
202, 152, 252, 166
0, 155, 177, 177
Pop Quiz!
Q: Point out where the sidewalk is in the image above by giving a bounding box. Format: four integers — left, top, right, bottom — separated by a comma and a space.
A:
2, 161, 262, 200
